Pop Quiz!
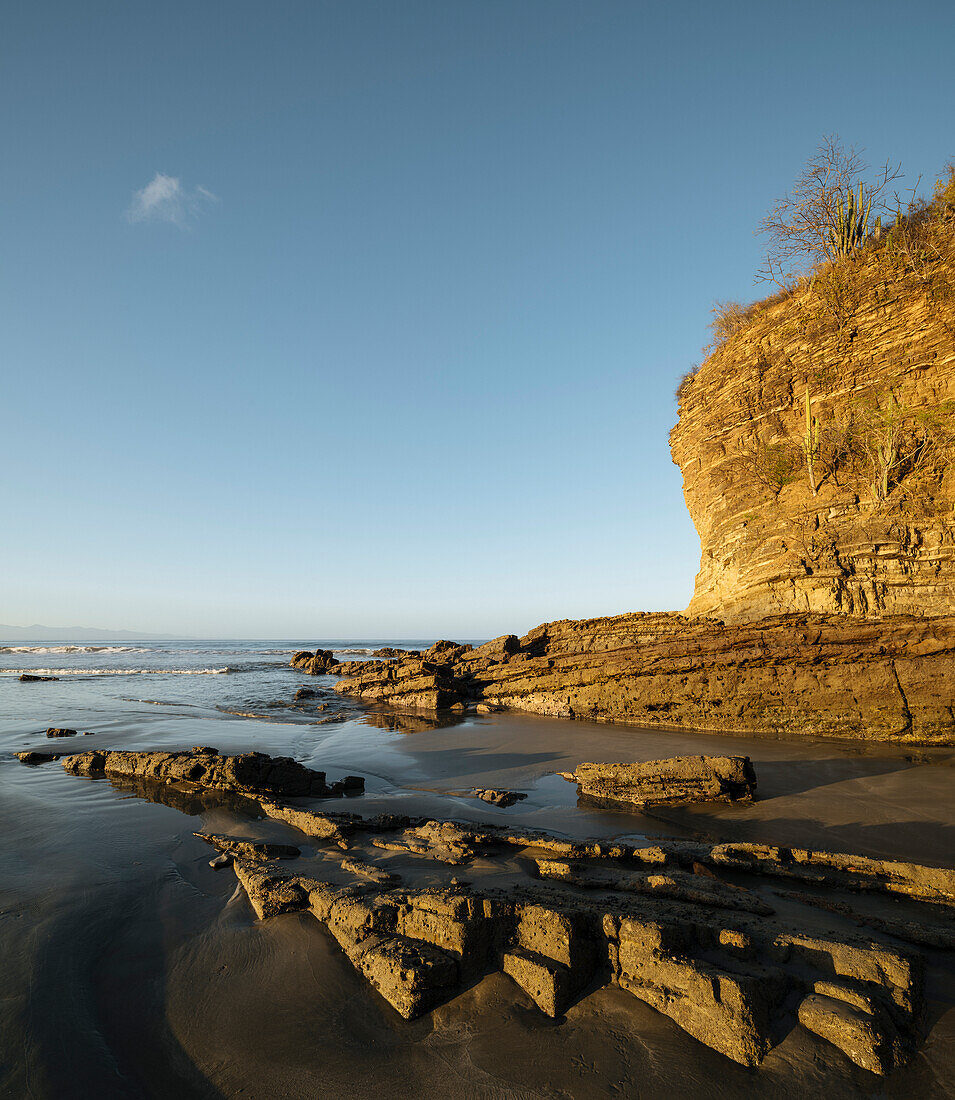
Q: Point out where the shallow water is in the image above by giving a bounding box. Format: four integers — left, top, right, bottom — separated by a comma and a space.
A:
2, 640, 955, 1097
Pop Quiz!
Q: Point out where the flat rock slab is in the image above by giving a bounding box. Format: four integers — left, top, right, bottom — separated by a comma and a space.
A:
46, 728, 79, 739
15, 750, 62, 765
60, 746, 364, 800
194, 832, 301, 863
565, 755, 757, 808
19, 673, 59, 682
473, 788, 527, 808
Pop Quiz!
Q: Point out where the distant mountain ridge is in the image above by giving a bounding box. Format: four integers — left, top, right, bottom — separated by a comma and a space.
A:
0, 624, 185, 641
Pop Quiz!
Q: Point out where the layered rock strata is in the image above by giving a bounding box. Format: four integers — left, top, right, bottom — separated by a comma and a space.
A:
670, 237, 955, 620
227, 816, 943, 1075
564, 755, 756, 807
57, 758, 955, 1076
326, 614, 955, 742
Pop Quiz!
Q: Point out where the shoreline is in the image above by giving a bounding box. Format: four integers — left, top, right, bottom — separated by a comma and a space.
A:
4, 641, 955, 1095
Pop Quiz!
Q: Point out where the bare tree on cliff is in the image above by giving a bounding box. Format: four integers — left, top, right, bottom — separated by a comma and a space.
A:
758, 135, 901, 287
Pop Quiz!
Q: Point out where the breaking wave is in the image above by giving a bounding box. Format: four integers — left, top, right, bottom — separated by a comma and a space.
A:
0, 645, 147, 654
4, 667, 231, 676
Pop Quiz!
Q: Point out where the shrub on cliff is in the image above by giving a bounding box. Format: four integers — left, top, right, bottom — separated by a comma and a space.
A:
758, 135, 901, 288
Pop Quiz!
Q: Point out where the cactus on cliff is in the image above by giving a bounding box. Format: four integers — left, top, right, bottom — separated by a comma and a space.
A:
828, 182, 872, 258
801, 390, 820, 496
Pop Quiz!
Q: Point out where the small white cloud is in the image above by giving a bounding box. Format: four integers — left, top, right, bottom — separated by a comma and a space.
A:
125, 173, 218, 227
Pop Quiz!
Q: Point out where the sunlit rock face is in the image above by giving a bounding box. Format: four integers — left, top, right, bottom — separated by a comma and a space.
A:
670, 247, 955, 622
330, 612, 955, 743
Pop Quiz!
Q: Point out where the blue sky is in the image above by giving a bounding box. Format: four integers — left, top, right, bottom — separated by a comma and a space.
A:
3, 1, 953, 638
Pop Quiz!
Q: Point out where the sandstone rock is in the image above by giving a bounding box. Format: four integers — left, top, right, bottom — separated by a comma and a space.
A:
58, 762, 941, 1070
314, 712, 350, 726
567, 755, 757, 808
290, 649, 341, 675
470, 635, 520, 659
350, 933, 460, 1019
194, 832, 301, 862
798, 992, 907, 1075
370, 647, 420, 658
472, 788, 527, 807
670, 243, 955, 622
502, 948, 573, 1017
233, 860, 311, 919
14, 750, 61, 764
371, 820, 490, 865
615, 916, 779, 1067
294, 687, 317, 700
257, 800, 362, 846
340, 857, 400, 885
60, 746, 361, 801
335, 612, 955, 742
708, 842, 955, 905
46, 727, 78, 738
18, 673, 58, 682
535, 859, 773, 915
338, 656, 466, 711
423, 640, 474, 662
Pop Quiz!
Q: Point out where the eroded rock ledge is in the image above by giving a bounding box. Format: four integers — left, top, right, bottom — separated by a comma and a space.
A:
322, 614, 955, 742
564, 755, 757, 807
56, 748, 955, 1076
63, 746, 364, 799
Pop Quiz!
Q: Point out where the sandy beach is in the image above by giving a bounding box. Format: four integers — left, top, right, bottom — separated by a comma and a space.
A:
3, 664, 955, 1098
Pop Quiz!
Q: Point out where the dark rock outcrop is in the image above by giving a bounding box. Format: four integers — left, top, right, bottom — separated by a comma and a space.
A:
14, 750, 61, 765
291, 649, 341, 675
46, 727, 78, 738
19, 673, 58, 682
60, 746, 363, 799
333, 612, 955, 743
564, 755, 757, 808
472, 788, 527, 808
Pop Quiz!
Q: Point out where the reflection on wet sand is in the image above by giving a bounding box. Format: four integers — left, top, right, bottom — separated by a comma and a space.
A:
362, 709, 466, 734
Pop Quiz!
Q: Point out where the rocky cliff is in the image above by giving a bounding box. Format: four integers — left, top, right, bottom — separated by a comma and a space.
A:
296, 182, 955, 744
671, 188, 955, 621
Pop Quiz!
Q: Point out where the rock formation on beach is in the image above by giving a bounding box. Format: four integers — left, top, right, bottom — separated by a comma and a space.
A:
55, 751, 955, 1076
563, 755, 757, 807
62, 746, 364, 799
327, 615, 955, 742
303, 191, 955, 745
291, 648, 341, 675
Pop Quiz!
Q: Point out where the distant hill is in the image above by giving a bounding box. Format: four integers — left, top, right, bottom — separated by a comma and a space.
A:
0, 624, 185, 641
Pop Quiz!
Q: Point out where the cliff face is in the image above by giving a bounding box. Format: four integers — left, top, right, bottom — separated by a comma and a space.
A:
670, 233, 955, 621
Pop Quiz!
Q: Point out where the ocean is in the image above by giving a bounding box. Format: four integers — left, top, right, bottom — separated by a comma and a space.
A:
0, 638, 441, 729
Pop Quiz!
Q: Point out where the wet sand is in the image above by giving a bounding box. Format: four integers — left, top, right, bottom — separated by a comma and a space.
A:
2, 707, 955, 1098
